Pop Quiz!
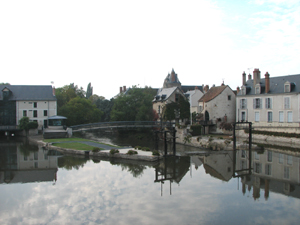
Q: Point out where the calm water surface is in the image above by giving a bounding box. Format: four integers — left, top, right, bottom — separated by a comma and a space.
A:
1, 135, 300, 225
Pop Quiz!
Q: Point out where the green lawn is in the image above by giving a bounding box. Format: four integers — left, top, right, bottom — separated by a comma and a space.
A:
52, 142, 104, 151
43, 138, 89, 143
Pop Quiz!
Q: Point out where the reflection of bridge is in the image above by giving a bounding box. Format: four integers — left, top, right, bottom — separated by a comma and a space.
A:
70, 121, 174, 132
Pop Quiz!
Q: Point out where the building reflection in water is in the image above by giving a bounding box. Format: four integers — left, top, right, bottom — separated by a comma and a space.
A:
235, 149, 300, 200
0, 141, 61, 185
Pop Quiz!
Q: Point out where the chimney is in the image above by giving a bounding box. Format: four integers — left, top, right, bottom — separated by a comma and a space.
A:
265, 72, 270, 93
253, 68, 261, 86
204, 85, 209, 93
242, 71, 246, 85
52, 86, 55, 96
248, 74, 252, 80
236, 87, 240, 94
123, 86, 126, 92
120, 87, 122, 93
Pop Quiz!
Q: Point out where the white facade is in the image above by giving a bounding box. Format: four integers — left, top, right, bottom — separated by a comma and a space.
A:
17, 100, 57, 129
186, 89, 203, 113
199, 86, 236, 123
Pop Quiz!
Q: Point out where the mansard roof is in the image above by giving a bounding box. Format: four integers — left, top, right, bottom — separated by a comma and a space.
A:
198, 85, 229, 103
238, 74, 300, 96
0, 85, 56, 101
153, 86, 185, 102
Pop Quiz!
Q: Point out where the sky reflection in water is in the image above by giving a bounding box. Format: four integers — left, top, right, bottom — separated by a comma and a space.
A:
1, 142, 300, 225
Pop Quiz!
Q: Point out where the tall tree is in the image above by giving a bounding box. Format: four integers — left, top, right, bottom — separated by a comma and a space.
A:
163, 95, 190, 122
86, 82, 93, 99
110, 86, 156, 121
59, 97, 103, 126
56, 83, 86, 110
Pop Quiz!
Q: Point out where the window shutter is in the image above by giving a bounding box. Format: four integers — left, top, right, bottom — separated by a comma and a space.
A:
260, 98, 262, 108
265, 98, 267, 108
270, 98, 272, 109
253, 99, 255, 109
240, 99, 242, 109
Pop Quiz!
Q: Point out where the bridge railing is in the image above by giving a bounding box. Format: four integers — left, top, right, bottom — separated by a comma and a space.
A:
70, 121, 174, 131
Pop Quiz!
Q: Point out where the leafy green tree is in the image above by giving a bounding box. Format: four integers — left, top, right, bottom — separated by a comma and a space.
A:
56, 83, 86, 110
110, 86, 156, 121
59, 97, 103, 126
19, 117, 38, 136
163, 95, 190, 122
95, 98, 114, 122
86, 82, 93, 99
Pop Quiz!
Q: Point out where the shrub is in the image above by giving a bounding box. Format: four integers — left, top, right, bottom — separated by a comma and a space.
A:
127, 150, 138, 155
92, 147, 100, 152
142, 147, 150, 151
219, 122, 233, 131
218, 136, 224, 139
152, 150, 160, 156
209, 137, 214, 142
110, 149, 119, 155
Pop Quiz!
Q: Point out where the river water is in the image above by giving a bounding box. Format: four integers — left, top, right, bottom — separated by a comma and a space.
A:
1, 132, 300, 225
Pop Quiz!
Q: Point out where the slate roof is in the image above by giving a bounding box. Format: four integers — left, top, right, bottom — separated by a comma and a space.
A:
238, 74, 300, 96
199, 85, 228, 102
153, 86, 181, 102
0, 85, 56, 101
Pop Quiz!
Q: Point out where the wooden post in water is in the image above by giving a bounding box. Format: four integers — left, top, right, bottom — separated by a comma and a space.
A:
173, 127, 176, 156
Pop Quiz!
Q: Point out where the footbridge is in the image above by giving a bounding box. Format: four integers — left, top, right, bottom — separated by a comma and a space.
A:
70, 121, 174, 132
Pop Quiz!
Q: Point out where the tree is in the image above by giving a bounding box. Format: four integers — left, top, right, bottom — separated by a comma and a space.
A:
110, 86, 156, 121
163, 95, 190, 122
19, 117, 38, 136
86, 82, 93, 99
59, 97, 103, 126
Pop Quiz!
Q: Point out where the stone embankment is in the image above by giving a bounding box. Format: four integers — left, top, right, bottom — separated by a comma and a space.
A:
29, 135, 163, 162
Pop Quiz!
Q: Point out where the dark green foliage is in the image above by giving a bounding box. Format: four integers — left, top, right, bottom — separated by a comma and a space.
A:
191, 125, 202, 136
110, 86, 156, 121
135, 146, 142, 150
92, 147, 100, 152
127, 150, 138, 155
94, 98, 114, 122
19, 117, 38, 130
110, 149, 119, 154
59, 97, 103, 126
86, 82, 93, 99
219, 122, 233, 131
245, 129, 300, 138
142, 147, 150, 151
163, 95, 190, 121
152, 150, 160, 156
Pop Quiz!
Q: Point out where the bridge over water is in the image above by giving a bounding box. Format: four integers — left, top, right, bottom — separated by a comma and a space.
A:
70, 121, 174, 132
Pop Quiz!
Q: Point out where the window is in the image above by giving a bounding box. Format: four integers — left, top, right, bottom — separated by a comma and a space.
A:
279, 111, 284, 122
255, 112, 260, 122
228, 95, 231, 100
23, 110, 27, 117
241, 87, 246, 95
287, 111, 293, 122
254, 163, 261, 173
284, 166, 289, 179
284, 84, 290, 92
253, 98, 262, 109
241, 150, 246, 158
241, 111, 246, 122
33, 102, 37, 108
255, 152, 259, 160
33, 110, 37, 118
284, 97, 290, 109
279, 153, 284, 164
34, 162, 38, 168
267, 151, 272, 162
265, 98, 272, 109
287, 155, 293, 165
240, 99, 247, 109
175, 94, 179, 102
34, 152, 38, 160
255, 85, 260, 94
44, 110, 48, 116
265, 164, 272, 175
268, 112, 273, 122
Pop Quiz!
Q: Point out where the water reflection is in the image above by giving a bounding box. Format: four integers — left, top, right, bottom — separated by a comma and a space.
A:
0, 139, 61, 184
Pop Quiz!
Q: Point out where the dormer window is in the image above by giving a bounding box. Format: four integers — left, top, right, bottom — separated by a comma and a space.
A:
2, 87, 11, 101
284, 81, 291, 92
241, 86, 246, 95
255, 84, 261, 94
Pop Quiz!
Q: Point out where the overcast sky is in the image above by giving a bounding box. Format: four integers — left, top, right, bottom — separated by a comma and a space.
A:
1, 0, 299, 99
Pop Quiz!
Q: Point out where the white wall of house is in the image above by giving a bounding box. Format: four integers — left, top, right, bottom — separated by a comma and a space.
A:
201, 87, 236, 123
16, 100, 57, 129
236, 93, 299, 126
186, 89, 203, 113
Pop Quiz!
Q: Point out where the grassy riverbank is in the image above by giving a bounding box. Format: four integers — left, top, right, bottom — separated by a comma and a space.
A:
43, 138, 120, 151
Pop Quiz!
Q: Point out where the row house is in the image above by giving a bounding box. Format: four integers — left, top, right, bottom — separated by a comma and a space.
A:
236, 69, 300, 131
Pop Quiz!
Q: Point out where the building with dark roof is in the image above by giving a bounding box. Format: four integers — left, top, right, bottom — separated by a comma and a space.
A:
236, 69, 300, 130
0, 85, 57, 132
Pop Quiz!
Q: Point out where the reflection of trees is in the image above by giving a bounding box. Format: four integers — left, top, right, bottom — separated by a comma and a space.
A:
19, 143, 39, 157
58, 156, 88, 170
110, 161, 147, 178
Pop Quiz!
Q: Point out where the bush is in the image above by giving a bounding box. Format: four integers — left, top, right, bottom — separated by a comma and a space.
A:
92, 147, 100, 152
219, 122, 233, 131
110, 149, 119, 155
152, 150, 160, 156
142, 147, 151, 151
135, 146, 142, 150
127, 150, 138, 155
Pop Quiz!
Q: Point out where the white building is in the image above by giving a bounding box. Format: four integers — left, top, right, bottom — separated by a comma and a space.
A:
185, 88, 203, 113
236, 69, 300, 132
0, 85, 57, 131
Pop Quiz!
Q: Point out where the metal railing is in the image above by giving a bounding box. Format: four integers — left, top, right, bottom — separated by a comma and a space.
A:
70, 121, 174, 132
